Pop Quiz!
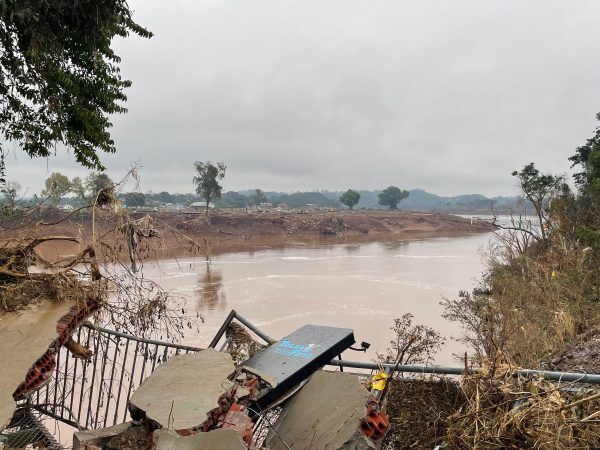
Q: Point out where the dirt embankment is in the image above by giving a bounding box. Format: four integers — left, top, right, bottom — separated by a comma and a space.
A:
178, 209, 493, 234
160, 209, 494, 253
1, 209, 495, 258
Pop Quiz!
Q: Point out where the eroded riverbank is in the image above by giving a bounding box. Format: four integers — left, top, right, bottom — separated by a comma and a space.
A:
2, 209, 495, 261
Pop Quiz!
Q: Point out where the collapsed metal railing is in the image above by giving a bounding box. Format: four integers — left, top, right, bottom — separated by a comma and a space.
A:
30, 309, 600, 435
32, 323, 202, 431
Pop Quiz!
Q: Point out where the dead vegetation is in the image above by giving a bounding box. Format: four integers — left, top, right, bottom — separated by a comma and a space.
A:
436, 182, 600, 448
0, 169, 206, 342
442, 228, 600, 369
225, 322, 267, 365
545, 329, 600, 374
446, 361, 600, 449
382, 378, 465, 450
382, 196, 600, 448
0, 237, 100, 312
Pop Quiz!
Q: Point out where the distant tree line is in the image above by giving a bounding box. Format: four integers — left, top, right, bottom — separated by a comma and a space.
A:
20, 161, 526, 215
7, 171, 117, 207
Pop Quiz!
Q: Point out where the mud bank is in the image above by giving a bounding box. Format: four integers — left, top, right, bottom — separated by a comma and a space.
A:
2, 209, 495, 260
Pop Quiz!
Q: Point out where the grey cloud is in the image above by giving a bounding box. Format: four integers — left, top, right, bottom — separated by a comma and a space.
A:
5, 0, 600, 196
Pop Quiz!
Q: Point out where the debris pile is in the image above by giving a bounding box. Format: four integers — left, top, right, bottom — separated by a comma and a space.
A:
381, 378, 465, 449
73, 422, 147, 449
545, 329, 600, 375
74, 349, 254, 449
127, 349, 263, 446
282, 215, 354, 236
8, 303, 598, 450
74, 325, 390, 449
445, 364, 600, 449
152, 428, 246, 449
225, 322, 266, 365
0, 237, 95, 312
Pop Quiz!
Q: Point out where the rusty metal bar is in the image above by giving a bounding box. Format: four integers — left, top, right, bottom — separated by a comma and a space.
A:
208, 310, 275, 348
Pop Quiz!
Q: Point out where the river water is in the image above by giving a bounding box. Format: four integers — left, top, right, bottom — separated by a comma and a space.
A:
141, 230, 494, 366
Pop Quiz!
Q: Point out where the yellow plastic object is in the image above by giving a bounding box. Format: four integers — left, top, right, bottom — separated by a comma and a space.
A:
371, 371, 389, 391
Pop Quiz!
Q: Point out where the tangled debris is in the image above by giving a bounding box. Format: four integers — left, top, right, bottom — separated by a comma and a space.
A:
0, 236, 95, 312
1, 171, 206, 415
445, 361, 600, 449
382, 378, 465, 450
225, 322, 267, 365
119, 215, 160, 272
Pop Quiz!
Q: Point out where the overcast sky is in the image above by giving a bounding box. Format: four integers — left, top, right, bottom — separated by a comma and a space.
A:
5, 0, 600, 196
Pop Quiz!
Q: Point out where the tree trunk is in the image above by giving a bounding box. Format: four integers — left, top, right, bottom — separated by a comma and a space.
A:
536, 204, 546, 240
529, 194, 545, 240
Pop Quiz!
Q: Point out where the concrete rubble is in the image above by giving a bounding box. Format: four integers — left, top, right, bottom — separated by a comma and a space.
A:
73, 422, 247, 450
129, 348, 236, 431
73, 422, 141, 449
265, 371, 380, 450
152, 428, 246, 450
64, 321, 389, 449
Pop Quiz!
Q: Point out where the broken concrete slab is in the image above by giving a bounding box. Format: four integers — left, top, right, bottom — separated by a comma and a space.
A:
0, 301, 74, 429
265, 371, 376, 450
152, 428, 246, 450
73, 421, 135, 449
129, 348, 235, 430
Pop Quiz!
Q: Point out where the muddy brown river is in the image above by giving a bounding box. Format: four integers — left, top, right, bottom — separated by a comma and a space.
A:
140, 231, 493, 366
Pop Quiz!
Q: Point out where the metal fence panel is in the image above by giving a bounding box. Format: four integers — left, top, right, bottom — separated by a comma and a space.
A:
34, 324, 201, 430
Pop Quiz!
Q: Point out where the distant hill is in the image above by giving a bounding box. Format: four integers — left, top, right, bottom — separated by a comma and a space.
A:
235, 188, 524, 214
58, 188, 523, 213
83, 188, 525, 214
